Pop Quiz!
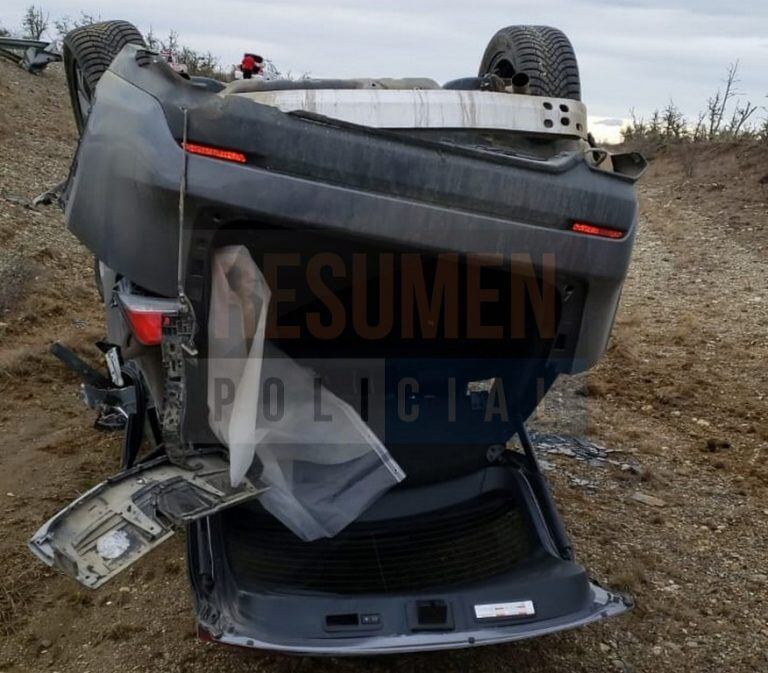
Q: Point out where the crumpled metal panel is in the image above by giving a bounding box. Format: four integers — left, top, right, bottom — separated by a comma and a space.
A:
28, 455, 266, 588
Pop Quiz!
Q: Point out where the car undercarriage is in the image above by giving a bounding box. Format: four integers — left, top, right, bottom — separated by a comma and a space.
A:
28, 20, 644, 655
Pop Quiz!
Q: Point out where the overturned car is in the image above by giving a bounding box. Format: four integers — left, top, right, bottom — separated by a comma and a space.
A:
29, 20, 645, 654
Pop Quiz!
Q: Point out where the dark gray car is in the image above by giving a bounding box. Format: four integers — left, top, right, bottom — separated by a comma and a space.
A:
29, 20, 644, 654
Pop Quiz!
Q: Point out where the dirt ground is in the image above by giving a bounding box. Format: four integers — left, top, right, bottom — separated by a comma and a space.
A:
0, 60, 766, 673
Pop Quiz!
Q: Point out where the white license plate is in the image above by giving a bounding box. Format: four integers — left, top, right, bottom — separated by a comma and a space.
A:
474, 600, 535, 619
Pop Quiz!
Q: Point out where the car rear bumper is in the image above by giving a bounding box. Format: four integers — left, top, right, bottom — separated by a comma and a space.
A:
200, 584, 628, 655
187, 465, 631, 655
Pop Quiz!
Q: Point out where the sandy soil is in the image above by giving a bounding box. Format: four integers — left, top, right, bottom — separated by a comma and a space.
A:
0, 59, 766, 672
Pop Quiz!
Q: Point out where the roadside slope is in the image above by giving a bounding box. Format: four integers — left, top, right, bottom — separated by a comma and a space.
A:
0, 59, 766, 672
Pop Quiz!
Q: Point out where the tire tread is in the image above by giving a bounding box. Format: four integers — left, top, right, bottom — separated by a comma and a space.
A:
63, 20, 146, 132
479, 25, 581, 100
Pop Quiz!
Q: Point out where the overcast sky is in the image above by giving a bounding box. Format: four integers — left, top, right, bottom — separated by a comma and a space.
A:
2, 1, 767, 140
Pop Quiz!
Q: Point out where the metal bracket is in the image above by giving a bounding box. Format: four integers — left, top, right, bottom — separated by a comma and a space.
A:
50, 342, 136, 429
50, 342, 161, 464
160, 300, 198, 469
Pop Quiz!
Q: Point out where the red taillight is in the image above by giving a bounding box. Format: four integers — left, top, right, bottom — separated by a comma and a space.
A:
571, 222, 625, 239
182, 141, 246, 163
123, 309, 165, 346
118, 294, 182, 346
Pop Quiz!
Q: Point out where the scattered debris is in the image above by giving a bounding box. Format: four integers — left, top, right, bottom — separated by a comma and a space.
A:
704, 438, 731, 452
0, 36, 61, 74
508, 432, 646, 492
630, 492, 666, 508
529, 432, 641, 470
32, 179, 68, 208
2, 194, 37, 210
570, 476, 598, 489
530, 432, 610, 463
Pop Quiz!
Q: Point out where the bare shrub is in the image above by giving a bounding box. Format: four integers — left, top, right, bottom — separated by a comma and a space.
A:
678, 142, 697, 179
758, 113, 768, 144
146, 28, 230, 79
705, 61, 739, 139
661, 101, 687, 141
21, 4, 48, 40
53, 12, 99, 38
621, 62, 765, 148
726, 100, 758, 138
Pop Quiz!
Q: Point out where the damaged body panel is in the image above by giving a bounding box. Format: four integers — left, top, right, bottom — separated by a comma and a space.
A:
189, 462, 632, 654
29, 455, 266, 588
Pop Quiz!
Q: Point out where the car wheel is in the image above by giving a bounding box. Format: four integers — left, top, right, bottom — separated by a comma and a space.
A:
478, 25, 581, 100
63, 20, 146, 134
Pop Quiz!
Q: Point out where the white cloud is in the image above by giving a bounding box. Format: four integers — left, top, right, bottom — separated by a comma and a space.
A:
590, 116, 630, 143
2, 0, 766, 121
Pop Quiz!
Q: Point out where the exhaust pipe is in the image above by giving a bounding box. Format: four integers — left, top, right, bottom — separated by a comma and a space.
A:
510, 72, 530, 95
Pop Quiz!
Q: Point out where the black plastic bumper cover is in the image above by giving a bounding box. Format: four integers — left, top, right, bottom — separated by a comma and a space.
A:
65, 45, 639, 373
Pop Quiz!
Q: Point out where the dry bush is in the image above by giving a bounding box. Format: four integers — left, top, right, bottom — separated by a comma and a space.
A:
21, 5, 48, 40
621, 62, 767, 151
678, 140, 697, 178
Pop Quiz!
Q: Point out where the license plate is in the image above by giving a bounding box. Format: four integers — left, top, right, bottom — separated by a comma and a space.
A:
474, 601, 535, 619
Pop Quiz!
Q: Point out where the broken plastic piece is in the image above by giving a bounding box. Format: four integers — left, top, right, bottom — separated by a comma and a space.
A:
28, 455, 266, 589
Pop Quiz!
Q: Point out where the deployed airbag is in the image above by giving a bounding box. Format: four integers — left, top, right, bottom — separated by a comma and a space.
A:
207, 246, 405, 541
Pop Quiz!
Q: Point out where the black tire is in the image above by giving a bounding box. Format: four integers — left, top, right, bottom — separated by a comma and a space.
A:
63, 20, 146, 134
478, 25, 580, 100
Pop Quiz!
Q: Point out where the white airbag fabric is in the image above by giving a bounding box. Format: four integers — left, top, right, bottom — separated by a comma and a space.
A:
207, 246, 405, 540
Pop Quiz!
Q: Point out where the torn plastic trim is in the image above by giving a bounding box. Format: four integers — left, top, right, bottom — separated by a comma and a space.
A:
28, 454, 266, 589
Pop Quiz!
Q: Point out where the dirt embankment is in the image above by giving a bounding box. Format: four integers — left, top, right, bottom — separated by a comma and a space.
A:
0, 59, 766, 672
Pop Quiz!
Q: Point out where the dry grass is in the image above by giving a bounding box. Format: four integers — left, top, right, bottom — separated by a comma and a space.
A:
0, 257, 35, 317
0, 564, 47, 637
95, 622, 146, 644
